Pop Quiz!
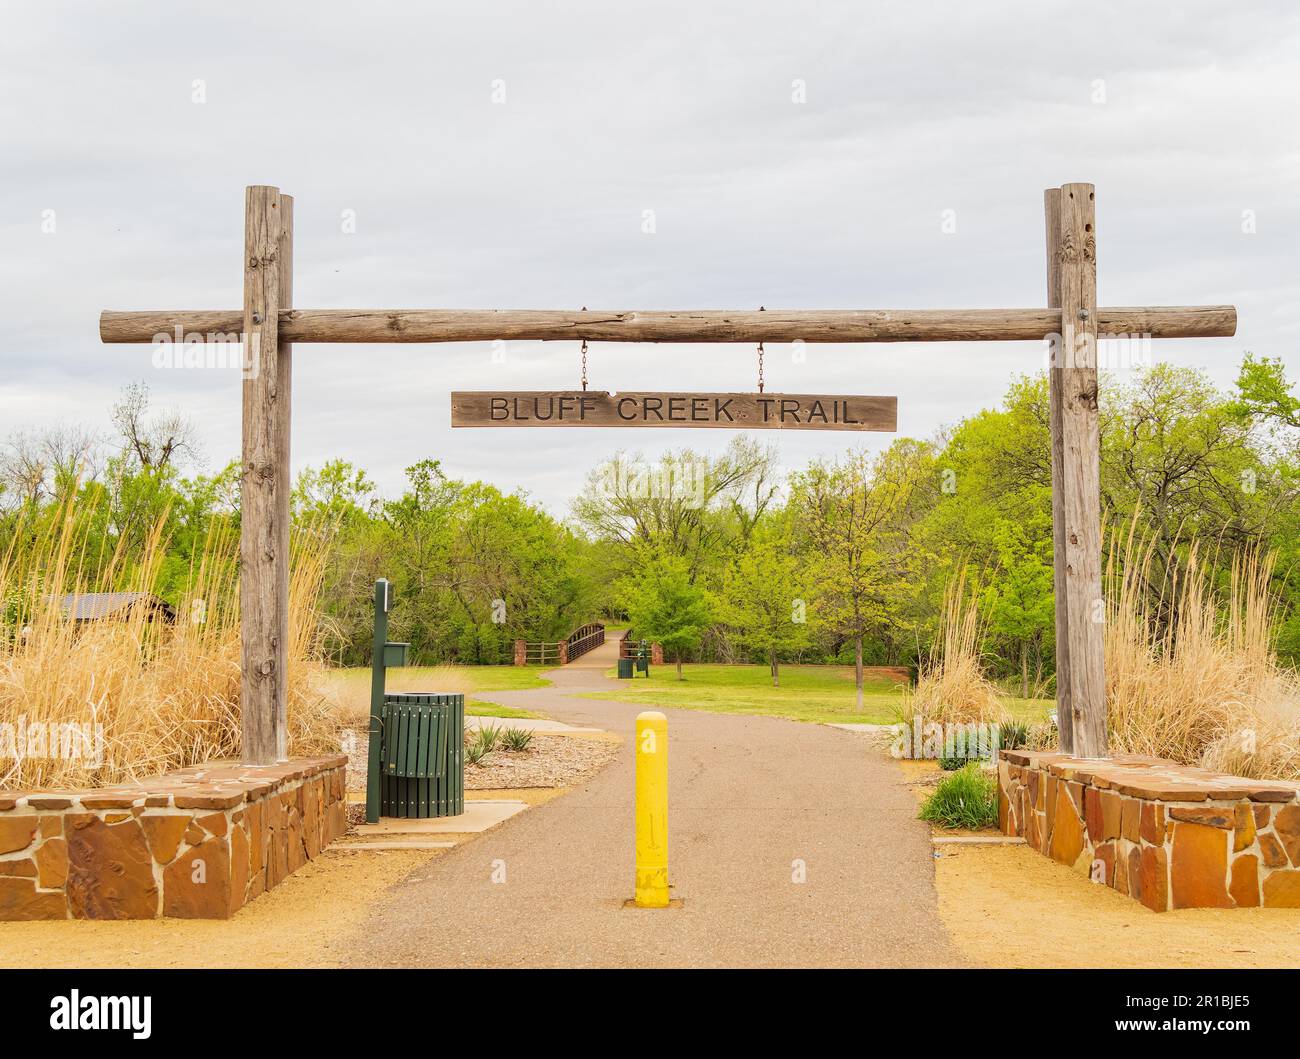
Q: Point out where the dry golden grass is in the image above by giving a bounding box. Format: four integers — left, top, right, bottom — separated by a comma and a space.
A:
1106, 526, 1300, 780
0, 497, 341, 791
902, 569, 1006, 726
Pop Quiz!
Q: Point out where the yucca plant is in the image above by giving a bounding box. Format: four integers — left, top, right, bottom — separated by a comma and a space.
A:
501, 726, 533, 752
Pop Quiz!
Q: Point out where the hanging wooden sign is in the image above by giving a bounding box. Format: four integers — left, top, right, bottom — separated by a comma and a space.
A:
450, 391, 897, 431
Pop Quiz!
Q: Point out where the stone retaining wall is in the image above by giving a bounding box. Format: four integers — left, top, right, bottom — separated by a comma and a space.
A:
0, 755, 348, 920
999, 750, 1300, 911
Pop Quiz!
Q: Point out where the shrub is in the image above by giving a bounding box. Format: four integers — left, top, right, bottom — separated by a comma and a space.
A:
501, 726, 533, 751
919, 763, 999, 830
900, 569, 1006, 727
1106, 529, 1300, 780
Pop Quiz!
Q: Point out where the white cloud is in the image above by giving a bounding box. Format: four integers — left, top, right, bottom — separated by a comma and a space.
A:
2, 0, 1296, 513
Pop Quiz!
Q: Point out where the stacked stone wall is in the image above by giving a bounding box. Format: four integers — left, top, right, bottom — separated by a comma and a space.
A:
0, 755, 348, 919
1000, 750, 1300, 911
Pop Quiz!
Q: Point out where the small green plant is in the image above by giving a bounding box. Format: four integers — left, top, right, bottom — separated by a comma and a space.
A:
501, 727, 533, 751
465, 722, 502, 765
938, 754, 969, 771
475, 722, 502, 752
919, 763, 999, 830
996, 720, 1029, 751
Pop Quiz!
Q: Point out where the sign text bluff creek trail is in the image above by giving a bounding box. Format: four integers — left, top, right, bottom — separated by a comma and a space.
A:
450, 391, 898, 431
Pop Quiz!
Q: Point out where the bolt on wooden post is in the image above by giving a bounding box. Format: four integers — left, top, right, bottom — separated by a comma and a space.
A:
634, 711, 670, 908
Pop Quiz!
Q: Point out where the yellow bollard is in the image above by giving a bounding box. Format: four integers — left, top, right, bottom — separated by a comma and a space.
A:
634, 710, 670, 908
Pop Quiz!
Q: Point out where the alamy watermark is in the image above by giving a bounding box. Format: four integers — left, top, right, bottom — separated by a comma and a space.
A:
0, 714, 104, 767
151, 327, 259, 378
889, 718, 1006, 761
592, 454, 708, 508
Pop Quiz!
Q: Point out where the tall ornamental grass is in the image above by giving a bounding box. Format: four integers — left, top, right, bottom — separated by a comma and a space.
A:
902, 569, 1007, 726
0, 496, 340, 790
1106, 527, 1300, 780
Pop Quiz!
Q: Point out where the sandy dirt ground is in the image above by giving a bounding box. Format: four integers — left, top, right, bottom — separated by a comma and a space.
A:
904, 754, 1300, 968
0, 788, 569, 968
936, 844, 1300, 968
0, 847, 436, 968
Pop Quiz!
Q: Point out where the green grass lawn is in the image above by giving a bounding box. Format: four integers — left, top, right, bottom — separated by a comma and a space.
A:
465, 700, 543, 719
321, 664, 551, 721
584, 663, 1053, 726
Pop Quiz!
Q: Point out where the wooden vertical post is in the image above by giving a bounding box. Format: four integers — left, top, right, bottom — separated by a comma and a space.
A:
1048, 183, 1106, 757
241, 185, 291, 764
275, 194, 293, 760
1044, 188, 1073, 754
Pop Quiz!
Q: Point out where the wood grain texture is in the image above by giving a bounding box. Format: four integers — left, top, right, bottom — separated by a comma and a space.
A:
240, 186, 288, 766
1044, 187, 1073, 754
450, 391, 897, 431
1054, 183, 1107, 757
273, 194, 293, 761
100, 305, 1238, 344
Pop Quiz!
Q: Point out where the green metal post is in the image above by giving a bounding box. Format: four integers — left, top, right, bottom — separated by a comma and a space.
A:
365, 578, 389, 824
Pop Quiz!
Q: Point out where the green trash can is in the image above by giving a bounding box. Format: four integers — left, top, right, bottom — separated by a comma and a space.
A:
617, 657, 634, 679
378, 692, 464, 818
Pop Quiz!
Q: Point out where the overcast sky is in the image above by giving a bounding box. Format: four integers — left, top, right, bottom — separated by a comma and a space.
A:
2, 1, 1297, 514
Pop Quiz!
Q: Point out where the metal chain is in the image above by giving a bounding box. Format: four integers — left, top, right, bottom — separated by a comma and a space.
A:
757, 304, 766, 393
579, 305, 588, 391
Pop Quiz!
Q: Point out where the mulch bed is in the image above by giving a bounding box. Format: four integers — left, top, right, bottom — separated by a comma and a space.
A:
340, 725, 618, 795
465, 735, 618, 790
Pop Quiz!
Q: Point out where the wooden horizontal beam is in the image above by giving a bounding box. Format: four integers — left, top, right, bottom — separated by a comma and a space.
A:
100, 305, 1236, 345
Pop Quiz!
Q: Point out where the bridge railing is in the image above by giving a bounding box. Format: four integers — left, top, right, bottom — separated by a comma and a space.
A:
513, 622, 606, 665
618, 631, 664, 664
565, 622, 606, 663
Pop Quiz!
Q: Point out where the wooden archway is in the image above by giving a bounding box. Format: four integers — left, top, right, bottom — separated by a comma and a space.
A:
101, 182, 1236, 763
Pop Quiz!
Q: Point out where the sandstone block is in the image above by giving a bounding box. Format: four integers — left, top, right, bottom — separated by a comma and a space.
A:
65, 815, 158, 919
1262, 869, 1300, 908
163, 837, 232, 919
1170, 822, 1231, 909
0, 816, 39, 855
1229, 853, 1259, 907
0, 876, 67, 919
35, 837, 68, 889
141, 814, 192, 865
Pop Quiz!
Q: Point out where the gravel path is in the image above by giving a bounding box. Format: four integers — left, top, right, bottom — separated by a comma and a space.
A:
345, 638, 962, 967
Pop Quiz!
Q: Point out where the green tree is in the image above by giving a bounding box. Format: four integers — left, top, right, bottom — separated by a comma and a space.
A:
980, 517, 1055, 697
571, 436, 778, 581
791, 441, 933, 710
715, 526, 811, 686
621, 552, 713, 680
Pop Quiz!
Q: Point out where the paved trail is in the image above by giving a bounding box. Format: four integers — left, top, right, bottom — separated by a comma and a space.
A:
346, 636, 961, 967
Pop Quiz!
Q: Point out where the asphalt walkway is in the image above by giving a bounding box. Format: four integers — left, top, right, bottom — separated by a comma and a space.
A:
346, 635, 960, 967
